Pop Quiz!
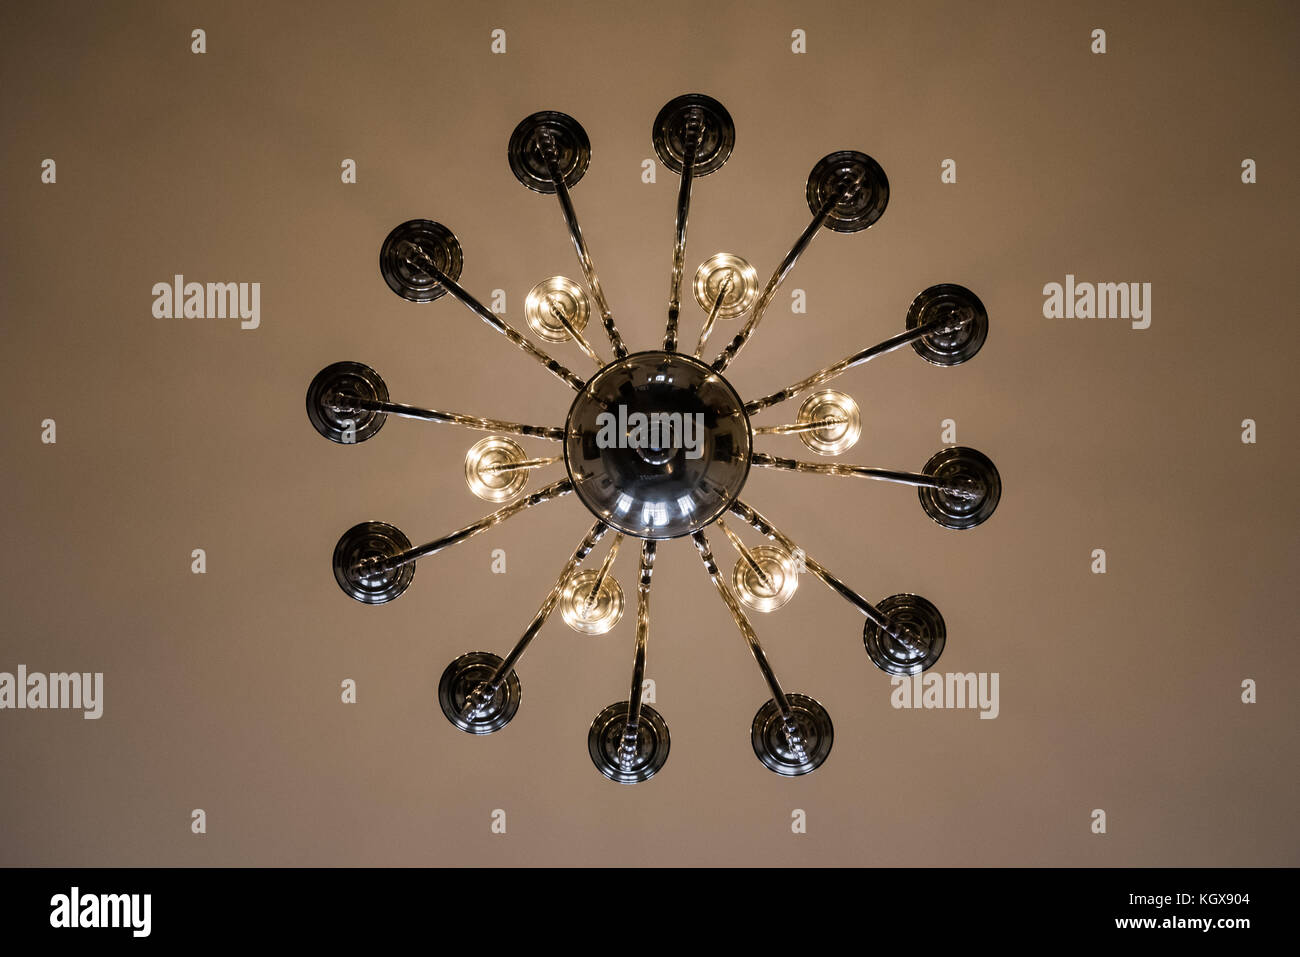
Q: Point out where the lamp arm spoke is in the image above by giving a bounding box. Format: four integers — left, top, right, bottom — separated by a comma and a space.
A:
744, 315, 959, 414
692, 276, 731, 358
618, 540, 657, 766
541, 141, 629, 359
750, 451, 974, 496
326, 393, 565, 441
547, 297, 605, 367
690, 532, 799, 723
664, 117, 701, 352
715, 517, 775, 593
461, 521, 611, 718
710, 182, 851, 375
355, 478, 573, 576
400, 242, 585, 391
584, 533, 624, 614
726, 499, 926, 654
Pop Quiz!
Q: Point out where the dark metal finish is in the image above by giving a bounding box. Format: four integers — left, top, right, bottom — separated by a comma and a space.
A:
751, 693, 833, 776
438, 652, 521, 734
588, 701, 671, 784
379, 219, 463, 302
651, 93, 735, 176
307, 361, 390, 444
863, 593, 947, 676
906, 284, 989, 366
919, 446, 1002, 529
805, 150, 889, 233
564, 352, 751, 539
507, 111, 591, 194
332, 521, 415, 604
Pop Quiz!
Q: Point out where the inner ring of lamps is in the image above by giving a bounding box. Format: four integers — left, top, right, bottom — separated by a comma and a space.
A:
564, 351, 751, 539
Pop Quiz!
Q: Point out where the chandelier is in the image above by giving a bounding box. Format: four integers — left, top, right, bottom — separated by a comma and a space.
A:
306, 94, 1000, 783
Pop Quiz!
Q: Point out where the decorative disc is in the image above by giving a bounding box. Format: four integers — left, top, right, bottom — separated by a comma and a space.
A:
306, 361, 389, 444
588, 701, 671, 784
559, 569, 625, 635
805, 150, 889, 233
507, 111, 591, 194
919, 446, 1001, 529
379, 219, 463, 302
692, 253, 759, 319
906, 284, 989, 366
332, 521, 415, 605
438, 651, 521, 735
525, 276, 591, 343
732, 545, 799, 613
751, 694, 834, 776
796, 390, 861, 455
863, 593, 946, 676
651, 93, 736, 177
464, 436, 530, 502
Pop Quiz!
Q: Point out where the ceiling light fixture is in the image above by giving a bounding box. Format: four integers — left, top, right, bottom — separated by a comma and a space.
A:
306, 93, 1001, 783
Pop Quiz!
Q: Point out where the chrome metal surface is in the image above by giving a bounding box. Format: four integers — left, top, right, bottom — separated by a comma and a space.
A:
744, 298, 976, 414
379, 219, 463, 302
731, 543, 799, 613
794, 390, 860, 455
588, 701, 670, 784
692, 253, 758, 321
354, 478, 573, 579
863, 593, 947, 676
332, 521, 415, 604
559, 568, 625, 635
307, 361, 390, 444
692, 530, 815, 770
383, 222, 586, 391
906, 283, 989, 366
651, 93, 735, 176
316, 100, 998, 783
507, 110, 591, 194
751, 693, 833, 776
805, 150, 890, 233
919, 446, 1002, 529
525, 276, 591, 343
656, 95, 735, 353
464, 435, 532, 502
564, 351, 751, 539
438, 652, 521, 734
710, 162, 863, 374
324, 390, 564, 441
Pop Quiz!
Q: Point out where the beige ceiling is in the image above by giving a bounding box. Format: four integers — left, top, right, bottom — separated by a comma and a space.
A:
2, 0, 1297, 866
